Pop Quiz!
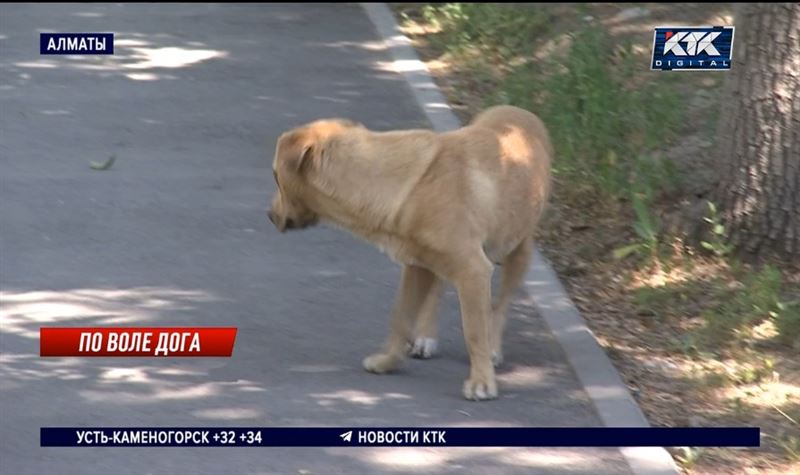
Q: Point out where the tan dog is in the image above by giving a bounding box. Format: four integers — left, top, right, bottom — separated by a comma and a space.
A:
268, 105, 552, 401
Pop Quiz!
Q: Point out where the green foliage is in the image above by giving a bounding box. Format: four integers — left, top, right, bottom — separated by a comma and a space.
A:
634, 280, 696, 319
778, 433, 800, 462
495, 26, 683, 198
700, 201, 734, 257
675, 446, 706, 470
420, 4, 549, 62
774, 300, 800, 349
732, 358, 774, 385
613, 193, 661, 260
702, 266, 785, 344
634, 263, 798, 348
412, 5, 683, 202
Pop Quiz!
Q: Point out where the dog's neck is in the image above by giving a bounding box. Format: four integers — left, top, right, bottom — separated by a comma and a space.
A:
306, 128, 440, 235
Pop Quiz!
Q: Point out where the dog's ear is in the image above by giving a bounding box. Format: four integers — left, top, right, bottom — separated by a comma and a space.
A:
295, 143, 318, 173
278, 130, 319, 174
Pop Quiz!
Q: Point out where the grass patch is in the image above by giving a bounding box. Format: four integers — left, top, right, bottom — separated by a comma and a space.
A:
415, 4, 551, 65
774, 301, 800, 349
612, 192, 662, 261
632, 261, 799, 351
778, 434, 800, 463
702, 266, 786, 345
634, 280, 703, 317
490, 26, 683, 200
410, 4, 683, 202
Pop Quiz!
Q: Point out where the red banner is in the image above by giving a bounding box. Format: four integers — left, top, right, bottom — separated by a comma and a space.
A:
40, 327, 237, 357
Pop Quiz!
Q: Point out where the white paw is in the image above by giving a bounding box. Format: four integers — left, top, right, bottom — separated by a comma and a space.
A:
407, 337, 438, 359
462, 376, 498, 401
491, 350, 504, 367
362, 353, 401, 374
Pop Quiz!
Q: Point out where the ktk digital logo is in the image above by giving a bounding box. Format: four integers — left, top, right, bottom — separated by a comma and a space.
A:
651, 26, 734, 71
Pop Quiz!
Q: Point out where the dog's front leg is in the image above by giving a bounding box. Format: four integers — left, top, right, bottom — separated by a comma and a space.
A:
363, 265, 435, 374
455, 255, 497, 401
408, 276, 442, 359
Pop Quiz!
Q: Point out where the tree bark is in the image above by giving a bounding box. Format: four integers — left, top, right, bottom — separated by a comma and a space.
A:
712, 3, 800, 259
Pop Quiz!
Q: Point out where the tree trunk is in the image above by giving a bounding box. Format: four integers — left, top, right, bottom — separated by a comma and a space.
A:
712, 3, 800, 259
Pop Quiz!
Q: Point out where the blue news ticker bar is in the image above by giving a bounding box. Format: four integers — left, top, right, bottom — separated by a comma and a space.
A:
41, 427, 760, 448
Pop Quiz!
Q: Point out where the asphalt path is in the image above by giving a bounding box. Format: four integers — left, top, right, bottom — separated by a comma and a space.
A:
0, 4, 630, 474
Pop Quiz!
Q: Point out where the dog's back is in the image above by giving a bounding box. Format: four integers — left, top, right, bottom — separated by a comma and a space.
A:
408, 105, 552, 261
470, 105, 554, 161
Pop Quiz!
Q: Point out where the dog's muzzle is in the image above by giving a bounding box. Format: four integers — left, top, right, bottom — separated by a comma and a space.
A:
267, 210, 297, 233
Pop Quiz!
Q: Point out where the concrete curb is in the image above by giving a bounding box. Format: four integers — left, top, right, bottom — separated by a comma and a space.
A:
361, 4, 680, 475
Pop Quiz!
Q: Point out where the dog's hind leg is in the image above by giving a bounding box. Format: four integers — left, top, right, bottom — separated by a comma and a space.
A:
408, 276, 443, 359
363, 265, 437, 374
490, 237, 533, 367
454, 252, 497, 400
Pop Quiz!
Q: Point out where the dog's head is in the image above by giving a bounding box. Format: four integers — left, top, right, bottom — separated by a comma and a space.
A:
268, 119, 362, 233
